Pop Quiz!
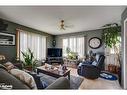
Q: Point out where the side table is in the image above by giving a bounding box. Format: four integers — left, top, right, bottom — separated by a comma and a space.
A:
23, 69, 44, 89
13, 62, 23, 70
11, 59, 23, 70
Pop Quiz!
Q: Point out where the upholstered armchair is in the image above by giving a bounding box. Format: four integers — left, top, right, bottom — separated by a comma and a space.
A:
77, 54, 105, 79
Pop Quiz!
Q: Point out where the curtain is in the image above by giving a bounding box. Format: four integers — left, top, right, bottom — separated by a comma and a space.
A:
63, 36, 85, 57
20, 30, 46, 60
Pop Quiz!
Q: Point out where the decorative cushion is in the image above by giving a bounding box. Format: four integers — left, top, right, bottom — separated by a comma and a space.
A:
9, 69, 37, 89
92, 61, 98, 66
4, 62, 15, 71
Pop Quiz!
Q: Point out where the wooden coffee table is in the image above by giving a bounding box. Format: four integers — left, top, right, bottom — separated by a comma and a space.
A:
36, 64, 70, 80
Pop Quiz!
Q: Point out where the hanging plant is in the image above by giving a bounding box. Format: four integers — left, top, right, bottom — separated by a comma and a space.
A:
102, 23, 120, 48
102, 23, 121, 67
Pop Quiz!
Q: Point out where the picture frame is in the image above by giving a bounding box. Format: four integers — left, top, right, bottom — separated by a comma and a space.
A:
0, 32, 15, 46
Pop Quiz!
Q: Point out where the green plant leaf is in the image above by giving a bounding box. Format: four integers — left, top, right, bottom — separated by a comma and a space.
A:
102, 23, 120, 48
21, 48, 37, 69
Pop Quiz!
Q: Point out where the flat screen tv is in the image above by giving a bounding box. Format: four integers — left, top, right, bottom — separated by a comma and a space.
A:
47, 48, 62, 57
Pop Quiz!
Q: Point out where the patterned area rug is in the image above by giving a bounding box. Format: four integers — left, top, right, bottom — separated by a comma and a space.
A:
39, 73, 84, 89
100, 71, 118, 81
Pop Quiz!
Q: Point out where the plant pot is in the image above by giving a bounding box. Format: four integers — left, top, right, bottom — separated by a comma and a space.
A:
24, 66, 33, 71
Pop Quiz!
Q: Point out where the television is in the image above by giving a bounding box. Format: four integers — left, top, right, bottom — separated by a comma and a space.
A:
47, 48, 62, 57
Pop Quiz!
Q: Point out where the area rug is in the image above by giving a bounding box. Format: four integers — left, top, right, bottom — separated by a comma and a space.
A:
100, 71, 117, 81
39, 73, 84, 89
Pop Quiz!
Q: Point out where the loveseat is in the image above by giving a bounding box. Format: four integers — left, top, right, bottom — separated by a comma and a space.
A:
0, 64, 70, 89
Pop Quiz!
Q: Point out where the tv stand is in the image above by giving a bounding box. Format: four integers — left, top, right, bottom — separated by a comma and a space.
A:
46, 57, 63, 64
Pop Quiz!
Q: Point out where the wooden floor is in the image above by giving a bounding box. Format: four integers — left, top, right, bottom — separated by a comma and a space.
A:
68, 67, 122, 89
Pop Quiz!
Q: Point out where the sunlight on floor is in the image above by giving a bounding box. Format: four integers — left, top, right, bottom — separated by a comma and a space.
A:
68, 67, 122, 89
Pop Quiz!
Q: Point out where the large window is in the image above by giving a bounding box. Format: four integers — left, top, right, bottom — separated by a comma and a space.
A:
105, 36, 121, 66
63, 36, 85, 57
19, 30, 46, 60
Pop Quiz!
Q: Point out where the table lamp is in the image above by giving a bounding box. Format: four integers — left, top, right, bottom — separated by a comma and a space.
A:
0, 55, 6, 64
0, 55, 5, 60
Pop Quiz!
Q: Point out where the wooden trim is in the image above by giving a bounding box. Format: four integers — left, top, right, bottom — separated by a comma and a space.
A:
16, 29, 20, 60
123, 18, 127, 89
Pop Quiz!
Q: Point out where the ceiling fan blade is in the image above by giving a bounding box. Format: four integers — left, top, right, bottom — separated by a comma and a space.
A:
65, 25, 74, 28
60, 27, 66, 30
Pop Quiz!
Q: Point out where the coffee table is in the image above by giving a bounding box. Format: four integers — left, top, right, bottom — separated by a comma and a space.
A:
36, 65, 70, 80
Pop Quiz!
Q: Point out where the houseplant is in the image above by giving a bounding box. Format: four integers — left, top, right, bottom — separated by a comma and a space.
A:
102, 23, 121, 69
66, 47, 78, 60
21, 48, 38, 71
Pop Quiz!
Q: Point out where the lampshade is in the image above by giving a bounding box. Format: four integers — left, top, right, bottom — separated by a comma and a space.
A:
0, 55, 5, 60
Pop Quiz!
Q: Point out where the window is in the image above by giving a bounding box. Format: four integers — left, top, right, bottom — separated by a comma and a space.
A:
63, 36, 85, 57
19, 30, 46, 60
105, 36, 121, 66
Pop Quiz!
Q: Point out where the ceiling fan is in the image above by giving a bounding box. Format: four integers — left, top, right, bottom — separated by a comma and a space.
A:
60, 19, 74, 30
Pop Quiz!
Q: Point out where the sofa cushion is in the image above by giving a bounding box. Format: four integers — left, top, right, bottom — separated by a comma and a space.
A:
4, 62, 15, 71
0, 68, 29, 89
9, 69, 37, 89
46, 77, 70, 89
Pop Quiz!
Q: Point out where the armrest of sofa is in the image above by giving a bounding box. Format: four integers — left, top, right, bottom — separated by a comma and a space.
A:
46, 77, 70, 89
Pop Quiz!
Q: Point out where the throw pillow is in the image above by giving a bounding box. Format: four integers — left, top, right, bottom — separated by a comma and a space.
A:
10, 69, 37, 89
92, 61, 98, 66
4, 62, 15, 71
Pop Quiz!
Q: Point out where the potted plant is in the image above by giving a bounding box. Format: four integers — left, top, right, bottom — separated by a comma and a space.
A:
21, 48, 38, 71
66, 47, 78, 60
102, 23, 121, 70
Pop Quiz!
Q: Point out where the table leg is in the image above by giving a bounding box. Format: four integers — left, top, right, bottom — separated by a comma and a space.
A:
37, 69, 39, 74
68, 71, 70, 80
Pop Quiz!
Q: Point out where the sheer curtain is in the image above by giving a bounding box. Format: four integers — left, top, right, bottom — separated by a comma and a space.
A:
20, 30, 46, 60
63, 36, 85, 57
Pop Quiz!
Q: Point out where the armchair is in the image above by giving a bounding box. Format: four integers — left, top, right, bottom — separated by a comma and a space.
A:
77, 55, 105, 79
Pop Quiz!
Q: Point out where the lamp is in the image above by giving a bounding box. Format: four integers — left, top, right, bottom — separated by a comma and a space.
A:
0, 55, 5, 60
60, 20, 65, 30
0, 55, 6, 64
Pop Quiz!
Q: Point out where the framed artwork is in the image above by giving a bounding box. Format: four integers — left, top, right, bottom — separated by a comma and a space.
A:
0, 32, 15, 46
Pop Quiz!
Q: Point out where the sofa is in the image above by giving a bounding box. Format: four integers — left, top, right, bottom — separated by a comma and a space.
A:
77, 54, 105, 79
0, 64, 70, 89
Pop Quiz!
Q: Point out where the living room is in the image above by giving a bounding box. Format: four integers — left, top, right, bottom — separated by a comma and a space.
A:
0, 6, 127, 90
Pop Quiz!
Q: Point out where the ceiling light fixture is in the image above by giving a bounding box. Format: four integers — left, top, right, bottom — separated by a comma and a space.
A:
59, 19, 74, 30
60, 20, 65, 30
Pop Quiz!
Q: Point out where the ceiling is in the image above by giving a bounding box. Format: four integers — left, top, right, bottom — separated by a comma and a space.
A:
0, 6, 126, 35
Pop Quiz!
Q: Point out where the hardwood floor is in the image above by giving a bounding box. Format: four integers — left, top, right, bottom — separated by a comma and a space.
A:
68, 67, 122, 89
